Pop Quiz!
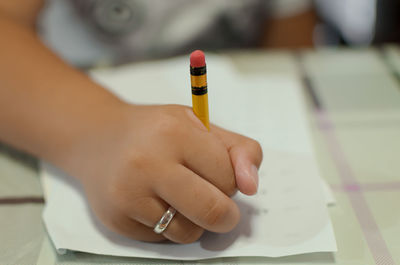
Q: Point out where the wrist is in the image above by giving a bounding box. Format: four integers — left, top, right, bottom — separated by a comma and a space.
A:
43, 92, 133, 178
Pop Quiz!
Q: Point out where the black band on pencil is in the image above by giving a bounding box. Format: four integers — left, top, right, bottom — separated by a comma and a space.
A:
191, 86, 208, 95
190, 66, 207, 76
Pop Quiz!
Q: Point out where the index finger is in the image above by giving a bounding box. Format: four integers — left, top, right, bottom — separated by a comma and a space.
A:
211, 125, 263, 168
211, 124, 263, 195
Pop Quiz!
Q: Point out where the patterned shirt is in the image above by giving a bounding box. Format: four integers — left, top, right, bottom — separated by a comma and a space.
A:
39, 0, 312, 66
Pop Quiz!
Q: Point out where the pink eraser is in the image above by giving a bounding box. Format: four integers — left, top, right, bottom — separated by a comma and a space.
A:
190, 50, 206, 67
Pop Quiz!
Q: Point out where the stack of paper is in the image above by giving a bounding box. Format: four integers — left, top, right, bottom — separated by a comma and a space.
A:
41, 55, 336, 260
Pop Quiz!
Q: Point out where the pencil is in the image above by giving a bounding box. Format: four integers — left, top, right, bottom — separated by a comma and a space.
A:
190, 50, 209, 130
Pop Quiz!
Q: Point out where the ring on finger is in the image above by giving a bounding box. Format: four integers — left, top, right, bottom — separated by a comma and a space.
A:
153, 206, 176, 234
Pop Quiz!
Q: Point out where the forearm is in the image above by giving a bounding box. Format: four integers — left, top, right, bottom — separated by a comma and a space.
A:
0, 14, 126, 167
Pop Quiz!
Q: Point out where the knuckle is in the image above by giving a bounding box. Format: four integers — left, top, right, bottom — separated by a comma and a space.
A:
106, 156, 149, 208
202, 198, 230, 228
108, 216, 125, 233
154, 111, 182, 137
122, 196, 153, 218
176, 227, 204, 244
128, 151, 149, 170
106, 214, 134, 236
106, 181, 126, 207
106, 188, 132, 217
247, 138, 263, 159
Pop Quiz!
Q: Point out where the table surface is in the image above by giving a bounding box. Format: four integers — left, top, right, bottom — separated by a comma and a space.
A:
1, 46, 400, 265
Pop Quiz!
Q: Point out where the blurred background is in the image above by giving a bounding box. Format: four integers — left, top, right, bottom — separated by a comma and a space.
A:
38, 0, 400, 67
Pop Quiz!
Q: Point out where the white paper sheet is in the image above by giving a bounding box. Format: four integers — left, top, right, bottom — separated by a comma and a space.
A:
41, 55, 337, 260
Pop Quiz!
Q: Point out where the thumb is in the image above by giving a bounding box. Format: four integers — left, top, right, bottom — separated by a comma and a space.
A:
211, 125, 263, 196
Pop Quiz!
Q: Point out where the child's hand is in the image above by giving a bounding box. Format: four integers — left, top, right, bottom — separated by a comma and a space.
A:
0, 2, 262, 244
63, 104, 262, 244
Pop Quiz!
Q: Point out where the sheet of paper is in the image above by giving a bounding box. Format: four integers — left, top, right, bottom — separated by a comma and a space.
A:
41, 55, 336, 260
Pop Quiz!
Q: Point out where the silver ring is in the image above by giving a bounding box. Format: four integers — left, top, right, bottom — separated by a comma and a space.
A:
153, 207, 176, 234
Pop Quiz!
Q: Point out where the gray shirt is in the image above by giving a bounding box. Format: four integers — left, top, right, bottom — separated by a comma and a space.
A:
39, 0, 269, 66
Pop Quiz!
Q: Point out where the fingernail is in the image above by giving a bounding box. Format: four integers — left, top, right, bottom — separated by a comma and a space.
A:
235, 159, 259, 195
250, 164, 259, 191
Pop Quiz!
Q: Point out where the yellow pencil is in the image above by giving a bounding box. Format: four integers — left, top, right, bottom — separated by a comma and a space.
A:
190, 50, 209, 130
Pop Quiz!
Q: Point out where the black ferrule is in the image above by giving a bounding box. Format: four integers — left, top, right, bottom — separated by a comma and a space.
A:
191, 86, 208, 95
190, 66, 207, 76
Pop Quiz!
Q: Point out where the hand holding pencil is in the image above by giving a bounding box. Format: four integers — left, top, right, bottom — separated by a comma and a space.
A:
1, 36, 262, 243
66, 51, 262, 244
76, 102, 262, 243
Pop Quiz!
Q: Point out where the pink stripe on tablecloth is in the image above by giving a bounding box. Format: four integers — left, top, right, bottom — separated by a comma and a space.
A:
316, 109, 396, 265
362, 182, 400, 191
331, 182, 400, 192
